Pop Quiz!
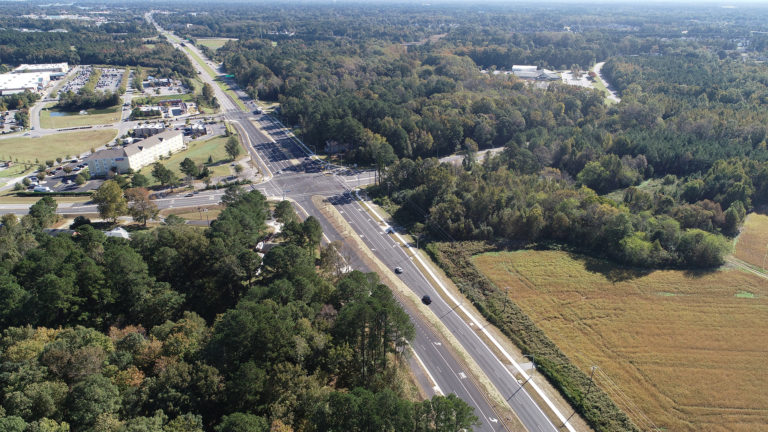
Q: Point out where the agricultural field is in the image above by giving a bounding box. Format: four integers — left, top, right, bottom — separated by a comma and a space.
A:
734, 213, 768, 269
40, 106, 121, 129
137, 134, 234, 184
196, 38, 236, 50
0, 129, 117, 163
473, 250, 768, 432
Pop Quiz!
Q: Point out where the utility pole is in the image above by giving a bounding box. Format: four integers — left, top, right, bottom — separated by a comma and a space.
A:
563, 365, 597, 427
585, 365, 598, 400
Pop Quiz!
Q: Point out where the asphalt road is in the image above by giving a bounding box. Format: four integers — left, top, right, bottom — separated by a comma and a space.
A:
227, 114, 510, 432
1, 18, 570, 432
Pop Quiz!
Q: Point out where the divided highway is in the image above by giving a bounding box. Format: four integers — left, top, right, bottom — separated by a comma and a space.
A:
0, 17, 577, 432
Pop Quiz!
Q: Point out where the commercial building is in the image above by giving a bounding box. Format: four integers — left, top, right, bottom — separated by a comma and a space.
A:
481, 65, 560, 82
13, 63, 69, 76
85, 130, 185, 177
134, 122, 166, 138
0, 72, 50, 95
510, 65, 560, 81
0, 62, 69, 95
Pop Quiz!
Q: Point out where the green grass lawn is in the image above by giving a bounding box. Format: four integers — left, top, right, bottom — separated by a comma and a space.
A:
214, 77, 248, 111
138, 135, 234, 184
196, 38, 236, 50
0, 129, 118, 163
0, 163, 34, 179
40, 106, 121, 129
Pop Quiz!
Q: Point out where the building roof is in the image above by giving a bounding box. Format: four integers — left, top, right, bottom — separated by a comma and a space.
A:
0, 72, 48, 91
13, 63, 68, 73
136, 122, 165, 129
105, 226, 130, 239
125, 130, 182, 156
85, 147, 127, 161
86, 130, 183, 161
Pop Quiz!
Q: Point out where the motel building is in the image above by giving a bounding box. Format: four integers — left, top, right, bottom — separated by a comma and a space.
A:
85, 130, 185, 177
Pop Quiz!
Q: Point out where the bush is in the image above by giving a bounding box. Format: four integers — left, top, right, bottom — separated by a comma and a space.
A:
70, 216, 92, 229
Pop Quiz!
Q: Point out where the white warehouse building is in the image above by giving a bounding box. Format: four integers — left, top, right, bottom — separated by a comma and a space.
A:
13, 63, 69, 75
86, 130, 185, 177
0, 72, 50, 95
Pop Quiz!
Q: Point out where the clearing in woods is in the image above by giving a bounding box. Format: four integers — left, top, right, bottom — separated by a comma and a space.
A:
196, 38, 237, 50
473, 250, 768, 432
734, 213, 768, 269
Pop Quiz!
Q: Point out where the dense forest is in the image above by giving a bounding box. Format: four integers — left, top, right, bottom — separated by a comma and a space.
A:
5, 2, 768, 430
0, 31, 194, 78
153, 3, 768, 268
0, 190, 478, 431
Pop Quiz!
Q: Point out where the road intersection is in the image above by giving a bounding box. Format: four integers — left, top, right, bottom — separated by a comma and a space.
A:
1, 18, 580, 432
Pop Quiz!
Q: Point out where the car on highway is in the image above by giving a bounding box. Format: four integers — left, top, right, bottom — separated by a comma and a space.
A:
421, 295, 432, 305
394, 267, 403, 274
185, 193, 194, 197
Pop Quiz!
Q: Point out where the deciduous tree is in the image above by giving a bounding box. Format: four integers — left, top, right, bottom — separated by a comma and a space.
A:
92, 180, 127, 224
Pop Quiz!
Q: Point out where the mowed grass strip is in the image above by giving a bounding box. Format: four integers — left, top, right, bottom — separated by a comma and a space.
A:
473, 250, 768, 432
0, 129, 117, 163
196, 38, 236, 50
40, 106, 121, 129
182, 46, 248, 112
734, 213, 768, 268
0, 163, 34, 179
138, 135, 232, 184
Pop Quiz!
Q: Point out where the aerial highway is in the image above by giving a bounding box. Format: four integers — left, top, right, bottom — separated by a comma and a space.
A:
0, 16, 577, 432
158, 30, 569, 432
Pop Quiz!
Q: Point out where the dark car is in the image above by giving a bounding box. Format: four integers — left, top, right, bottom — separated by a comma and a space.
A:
394, 267, 403, 274
421, 295, 432, 305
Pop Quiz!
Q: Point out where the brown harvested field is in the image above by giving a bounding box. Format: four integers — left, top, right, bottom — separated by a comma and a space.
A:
734, 213, 768, 269
473, 250, 768, 432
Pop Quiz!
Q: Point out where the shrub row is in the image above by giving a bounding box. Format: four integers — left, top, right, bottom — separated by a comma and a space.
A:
15, 191, 93, 197
425, 241, 640, 432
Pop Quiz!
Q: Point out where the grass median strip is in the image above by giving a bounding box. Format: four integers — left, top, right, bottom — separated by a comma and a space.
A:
312, 195, 527, 432
183, 46, 247, 111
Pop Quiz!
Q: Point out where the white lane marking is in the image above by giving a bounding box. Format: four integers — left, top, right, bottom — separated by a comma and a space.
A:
410, 347, 443, 396
357, 193, 570, 432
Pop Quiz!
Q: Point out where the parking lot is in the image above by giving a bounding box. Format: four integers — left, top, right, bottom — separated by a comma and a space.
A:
60, 66, 92, 94
144, 85, 190, 97
96, 68, 124, 93
26, 159, 102, 193
0, 110, 21, 134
